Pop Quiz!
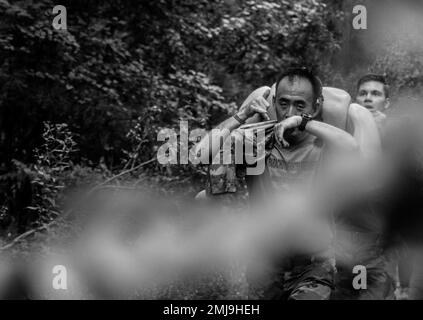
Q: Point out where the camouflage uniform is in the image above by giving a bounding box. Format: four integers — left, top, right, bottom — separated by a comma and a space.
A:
207, 163, 238, 195
248, 254, 335, 300
204, 162, 247, 207
332, 229, 396, 300
332, 112, 397, 300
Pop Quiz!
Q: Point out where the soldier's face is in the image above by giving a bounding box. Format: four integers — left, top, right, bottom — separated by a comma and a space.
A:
275, 77, 315, 120
274, 77, 315, 143
356, 81, 389, 112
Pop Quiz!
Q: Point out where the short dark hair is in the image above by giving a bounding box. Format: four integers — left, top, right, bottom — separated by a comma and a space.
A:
275, 67, 323, 107
356, 74, 390, 98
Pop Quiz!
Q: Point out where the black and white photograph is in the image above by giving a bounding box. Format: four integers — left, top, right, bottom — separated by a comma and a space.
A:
1, 0, 423, 307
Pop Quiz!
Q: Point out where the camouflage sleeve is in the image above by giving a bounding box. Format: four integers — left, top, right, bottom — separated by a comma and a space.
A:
207, 132, 245, 195
205, 125, 274, 196
206, 130, 236, 195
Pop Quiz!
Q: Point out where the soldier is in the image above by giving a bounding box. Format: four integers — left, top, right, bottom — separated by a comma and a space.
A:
196, 67, 359, 299
332, 74, 397, 300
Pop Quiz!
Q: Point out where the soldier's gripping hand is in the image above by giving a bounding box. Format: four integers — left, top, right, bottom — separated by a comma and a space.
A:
235, 89, 271, 123
274, 116, 302, 148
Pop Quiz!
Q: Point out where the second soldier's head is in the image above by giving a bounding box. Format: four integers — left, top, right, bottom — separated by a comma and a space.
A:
356, 74, 390, 112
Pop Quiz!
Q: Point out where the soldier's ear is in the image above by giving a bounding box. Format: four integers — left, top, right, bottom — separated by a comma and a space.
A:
312, 96, 323, 119
384, 98, 391, 110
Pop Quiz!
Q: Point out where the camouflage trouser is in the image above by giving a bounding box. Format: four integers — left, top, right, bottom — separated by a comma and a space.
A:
332, 257, 396, 300
332, 230, 396, 300
248, 255, 335, 300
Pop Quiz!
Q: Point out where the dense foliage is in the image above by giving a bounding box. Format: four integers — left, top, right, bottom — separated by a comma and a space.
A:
0, 0, 342, 168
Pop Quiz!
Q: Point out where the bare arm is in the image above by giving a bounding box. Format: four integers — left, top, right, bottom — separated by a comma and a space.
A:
321, 88, 381, 157
307, 120, 359, 152
274, 116, 358, 152
347, 103, 382, 158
